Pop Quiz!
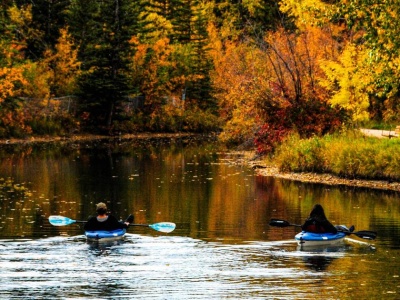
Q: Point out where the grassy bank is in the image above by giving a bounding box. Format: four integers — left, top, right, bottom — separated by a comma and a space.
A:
273, 130, 400, 181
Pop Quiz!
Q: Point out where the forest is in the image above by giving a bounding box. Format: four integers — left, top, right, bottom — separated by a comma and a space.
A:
1, 0, 399, 153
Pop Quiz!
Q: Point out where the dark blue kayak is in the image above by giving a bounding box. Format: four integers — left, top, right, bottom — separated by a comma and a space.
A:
85, 229, 126, 242
295, 231, 346, 247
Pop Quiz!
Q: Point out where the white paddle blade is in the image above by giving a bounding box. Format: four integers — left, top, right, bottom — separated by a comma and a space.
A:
149, 222, 176, 233
48, 215, 76, 226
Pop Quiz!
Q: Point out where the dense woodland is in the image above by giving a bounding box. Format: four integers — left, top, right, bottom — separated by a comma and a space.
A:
1, 0, 400, 153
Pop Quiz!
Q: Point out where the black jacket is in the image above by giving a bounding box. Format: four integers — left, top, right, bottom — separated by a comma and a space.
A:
84, 215, 128, 231
301, 217, 337, 234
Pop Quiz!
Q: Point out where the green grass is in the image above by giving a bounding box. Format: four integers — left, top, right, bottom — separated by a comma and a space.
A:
273, 130, 400, 181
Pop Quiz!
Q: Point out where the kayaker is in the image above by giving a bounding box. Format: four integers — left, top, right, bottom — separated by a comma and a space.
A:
84, 202, 134, 231
301, 204, 338, 234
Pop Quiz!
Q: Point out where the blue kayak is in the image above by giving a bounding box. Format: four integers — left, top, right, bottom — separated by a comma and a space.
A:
85, 229, 126, 242
295, 231, 346, 247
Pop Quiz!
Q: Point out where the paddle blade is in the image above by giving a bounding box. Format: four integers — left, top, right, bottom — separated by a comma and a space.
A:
353, 230, 377, 240
149, 222, 176, 233
49, 215, 76, 226
269, 219, 292, 228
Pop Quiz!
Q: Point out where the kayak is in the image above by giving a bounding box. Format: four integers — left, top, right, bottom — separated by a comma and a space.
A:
85, 229, 126, 242
295, 231, 346, 247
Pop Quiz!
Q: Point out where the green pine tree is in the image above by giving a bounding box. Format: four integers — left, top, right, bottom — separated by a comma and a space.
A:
68, 0, 138, 131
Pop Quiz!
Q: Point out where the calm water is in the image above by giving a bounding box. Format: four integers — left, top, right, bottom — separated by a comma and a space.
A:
0, 136, 399, 299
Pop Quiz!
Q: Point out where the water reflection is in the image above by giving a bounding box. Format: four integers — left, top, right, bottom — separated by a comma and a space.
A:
0, 137, 399, 298
297, 245, 349, 272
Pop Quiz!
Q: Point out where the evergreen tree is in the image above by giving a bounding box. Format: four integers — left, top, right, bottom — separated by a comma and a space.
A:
170, 0, 192, 43
187, 1, 215, 111
15, 0, 71, 59
67, 0, 138, 131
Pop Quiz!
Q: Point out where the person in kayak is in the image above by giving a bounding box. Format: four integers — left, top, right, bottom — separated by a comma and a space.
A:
301, 204, 338, 234
84, 202, 134, 231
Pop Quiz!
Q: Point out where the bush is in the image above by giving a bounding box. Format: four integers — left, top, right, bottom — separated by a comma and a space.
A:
28, 114, 80, 136
182, 107, 221, 133
111, 104, 221, 134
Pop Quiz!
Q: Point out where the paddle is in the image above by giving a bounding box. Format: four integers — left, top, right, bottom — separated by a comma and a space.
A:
269, 219, 377, 240
48, 215, 176, 233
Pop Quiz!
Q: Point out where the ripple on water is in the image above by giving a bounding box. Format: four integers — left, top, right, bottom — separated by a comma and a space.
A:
0, 235, 375, 299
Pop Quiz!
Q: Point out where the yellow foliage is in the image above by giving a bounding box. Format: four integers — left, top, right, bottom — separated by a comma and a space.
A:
242, 0, 263, 16
22, 61, 52, 100
131, 37, 175, 104
7, 4, 42, 53
138, 12, 173, 42
50, 28, 81, 96
320, 44, 373, 121
8, 5, 32, 27
279, 0, 334, 28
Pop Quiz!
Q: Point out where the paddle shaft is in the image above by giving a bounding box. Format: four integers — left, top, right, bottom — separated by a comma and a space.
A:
48, 215, 176, 233
65, 221, 154, 227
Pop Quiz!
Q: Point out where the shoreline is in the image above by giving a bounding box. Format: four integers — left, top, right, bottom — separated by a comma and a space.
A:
1, 133, 399, 193
0, 132, 196, 145
245, 157, 400, 193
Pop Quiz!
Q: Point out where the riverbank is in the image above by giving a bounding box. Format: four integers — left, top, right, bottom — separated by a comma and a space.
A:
241, 152, 400, 193
1, 133, 399, 193
0, 132, 196, 145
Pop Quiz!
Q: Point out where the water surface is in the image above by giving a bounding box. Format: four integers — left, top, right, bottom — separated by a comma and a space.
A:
0, 137, 399, 299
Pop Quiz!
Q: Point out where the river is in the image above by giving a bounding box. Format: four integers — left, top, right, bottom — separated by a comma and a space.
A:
0, 136, 399, 299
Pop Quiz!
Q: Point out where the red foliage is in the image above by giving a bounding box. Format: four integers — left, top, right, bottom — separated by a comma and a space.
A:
254, 98, 347, 155
254, 123, 290, 154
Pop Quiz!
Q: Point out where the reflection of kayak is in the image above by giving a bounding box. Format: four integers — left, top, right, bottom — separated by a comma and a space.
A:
295, 231, 346, 247
85, 229, 126, 242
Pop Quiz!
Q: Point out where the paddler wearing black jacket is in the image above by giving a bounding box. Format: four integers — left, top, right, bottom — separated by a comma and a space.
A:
301, 204, 337, 234
84, 202, 134, 231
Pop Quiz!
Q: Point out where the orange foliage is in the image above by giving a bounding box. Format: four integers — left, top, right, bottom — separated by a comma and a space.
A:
210, 23, 343, 144
131, 37, 174, 106
0, 66, 26, 103
130, 37, 190, 109
263, 25, 341, 104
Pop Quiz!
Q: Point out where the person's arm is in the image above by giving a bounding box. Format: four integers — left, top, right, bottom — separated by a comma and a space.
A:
107, 215, 129, 229
301, 218, 313, 231
84, 217, 97, 230
321, 220, 338, 233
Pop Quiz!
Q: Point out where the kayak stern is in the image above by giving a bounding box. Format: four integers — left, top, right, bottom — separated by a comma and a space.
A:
295, 231, 346, 247
85, 229, 126, 242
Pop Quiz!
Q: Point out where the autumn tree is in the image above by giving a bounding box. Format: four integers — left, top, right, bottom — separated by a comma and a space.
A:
335, 0, 400, 122
211, 22, 347, 150
0, 5, 32, 137
13, 0, 70, 59
132, 0, 215, 113
46, 27, 81, 97
280, 0, 400, 123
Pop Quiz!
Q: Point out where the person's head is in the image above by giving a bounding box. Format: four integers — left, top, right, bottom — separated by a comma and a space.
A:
96, 202, 108, 215
309, 204, 327, 220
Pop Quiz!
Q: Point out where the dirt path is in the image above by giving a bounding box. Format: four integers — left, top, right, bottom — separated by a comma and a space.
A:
360, 129, 399, 138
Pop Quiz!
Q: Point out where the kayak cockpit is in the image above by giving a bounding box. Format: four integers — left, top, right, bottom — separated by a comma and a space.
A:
85, 229, 126, 242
